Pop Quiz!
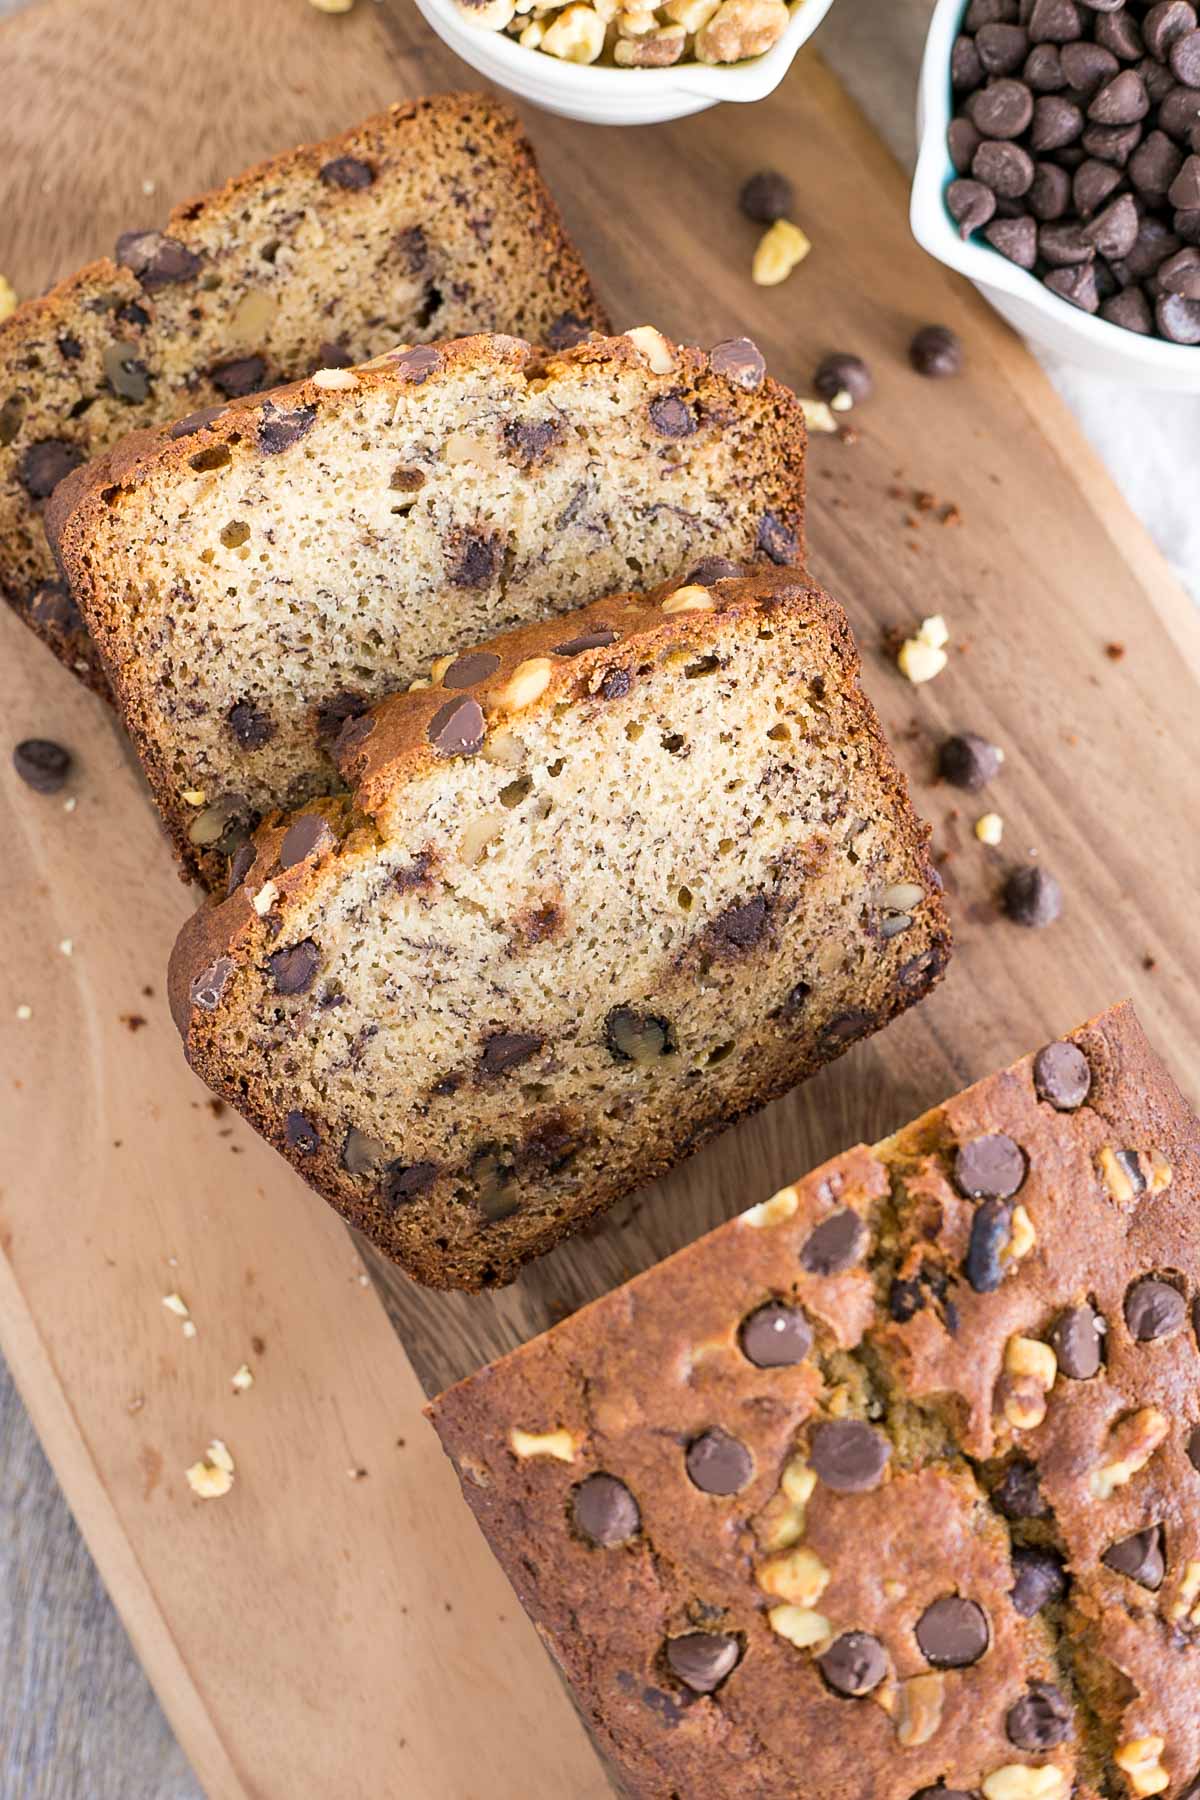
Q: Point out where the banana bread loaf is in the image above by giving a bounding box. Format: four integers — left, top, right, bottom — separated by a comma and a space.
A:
430, 1001, 1200, 1800
1, 92, 606, 692
168, 568, 948, 1291
51, 327, 806, 887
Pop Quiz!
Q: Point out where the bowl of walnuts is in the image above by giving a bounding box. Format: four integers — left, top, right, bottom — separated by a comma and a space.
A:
413, 0, 838, 124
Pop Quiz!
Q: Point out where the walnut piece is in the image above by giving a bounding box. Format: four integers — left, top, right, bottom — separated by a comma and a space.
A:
541, 4, 606, 61
695, 0, 788, 62
185, 1439, 235, 1499
615, 22, 686, 61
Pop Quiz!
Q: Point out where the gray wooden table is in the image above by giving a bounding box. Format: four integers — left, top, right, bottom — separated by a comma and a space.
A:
2, 1, 1196, 1794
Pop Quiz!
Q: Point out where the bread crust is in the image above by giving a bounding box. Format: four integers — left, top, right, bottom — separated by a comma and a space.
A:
2, 91, 607, 690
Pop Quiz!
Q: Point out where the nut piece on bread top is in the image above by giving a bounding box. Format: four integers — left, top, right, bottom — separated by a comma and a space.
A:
50, 326, 806, 889
429, 1001, 1200, 1799
168, 568, 948, 1292
0, 91, 607, 693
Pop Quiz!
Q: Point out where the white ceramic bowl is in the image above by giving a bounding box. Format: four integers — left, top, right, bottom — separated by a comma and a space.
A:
912, 0, 1200, 390
413, 0, 839, 125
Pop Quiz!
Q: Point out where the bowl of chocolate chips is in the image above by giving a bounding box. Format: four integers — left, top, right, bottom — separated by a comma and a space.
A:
912, 0, 1200, 385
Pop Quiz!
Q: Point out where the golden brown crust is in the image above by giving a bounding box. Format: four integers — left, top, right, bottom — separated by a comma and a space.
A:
428, 1001, 1200, 1799
4, 91, 607, 689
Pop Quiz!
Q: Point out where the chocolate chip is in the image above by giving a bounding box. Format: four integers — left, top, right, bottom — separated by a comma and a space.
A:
955, 1133, 1025, 1200
950, 177, 1000, 235
227, 842, 255, 893
545, 312, 592, 350
19, 439, 84, 499
1034, 1040, 1091, 1110
57, 333, 83, 361
974, 137, 1038, 194
915, 1596, 990, 1668
800, 1208, 867, 1276
1157, 289, 1200, 336
979, 22, 1032, 74
969, 77, 1036, 137
1028, 0, 1083, 42
427, 696, 485, 758
25, 580, 80, 636
949, 116, 985, 172
190, 956, 234, 1012
1030, 158, 1074, 216
1159, 245, 1200, 291
1032, 93, 1085, 148
819, 1008, 875, 1049
553, 627, 620, 656
1171, 27, 1200, 82
955, 33, 986, 88
709, 336, 767, 390
648, 394, 696, 438
316, 340, 354, 370
599, 667, 632, 701
993, 1456, 1047, 1518
756, 511, 799, 564
1088, 68, 1149, 124
449, 530, 502, 588
604, 1007, 673, 1062
1082, 120, 1143, 164
212, 354, 268, 398
266, 938, 320, 995
685, 1427, 754, 1495
1007, 1682, 1073, 1751
739, 169, 794, 221
319, 156, 374, 189
1145, 0, 1197, 60
1114, 214, 1183, 281
939, 731, 1004, 791
480, 1031, 542, 1076
985, 213, 1039, 263
13, 737, 71, 794
1010, 1547, 1067, 1616
258, 401, 317, 455
393, 344, 443, 383
909, 324, 964, 375
506, 419, 559, 463
1103, 1525, 1165, 1589
1052, 1302, 1105, 1377
1026, 42, 1067, 89
572, 1473, 640, 1546
708, 896, 768, 954
966, 1198, 1014, 1292
1062, 38, 1118, 92
685, 557, 745, 586
285, 1111, 320, 1154
169, 402, 227, 440
279, 812, 335, 869
1170, 152, 1200, 208
1080, 191, 1138, 255
1101, 285, 1154, 330
227, 700, 274, 750
818, 1632, 888, 1698
665, 1632, 739, 1694
739, 1300, 812, 1367
1125, 1276, 1186, 1341
1097, 11, 1142, 59
1004, 865, 1063, 926
381, 1159, 438, 1208
1130, 130, 1185, 197
443, 651, 501, 687
317, 690, 369, 750
809, 1419, 890, 1493
115, 229, 201, 289
813, 352, 873, 403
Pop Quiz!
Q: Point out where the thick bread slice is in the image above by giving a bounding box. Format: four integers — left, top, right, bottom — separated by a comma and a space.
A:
0, 92, 607, 691
168, 569, 949, 1292
51, 328, 807, 887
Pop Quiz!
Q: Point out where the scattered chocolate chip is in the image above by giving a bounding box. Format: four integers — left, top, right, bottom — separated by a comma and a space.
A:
553, 627, 620, 656
442, 651, 501, 687
685, 556, 745, 586
480, 1031, 542, 1076
1101, 285, 1154, 329
1052, 1302, 1106, 1377
1030, 157, 1074, 216
381, 1159, 438, 1208
1007, 1682, 1073, 1751
800, 1208, 867, 1275
1004, 865, 1063, 926
739, 1300, 812, 1367
258, 401, 317, 454
993, 1456, 1048, 1518
1125, 1276, 1186, 1341
279, 812, 335, 869
190, 956, 234, 1012
939, 731, 1004, 790
909, 324, 964, 376
115, 229, 201, 289
266, 938, 320, 995
427, 696, 485, 758
1082, 192, 1140, 255
739, 169, 794, 221
19, 438, 84, 499
955, 1133, 1026, 1199
1010, 1547, 1068, 1616
756, 510, 799, 565
13, 737, 71, 794
545, 312, 592, 350
813, 352, 873, 403
818, 1632, 888, 1698
709, 336, 767, 390
665, 1632, 740, 1694
285, 1111, 320, 1154
227, 700, 274, 750
572, 1473, 640, 1546
648, 393, 696, 438
915, 1596, 991, 1668
319, 156, 374, 189
966, 1198, 1014, 1292
1145, 0, 1197, 62
1159, 244, 1200, 290
809, 1419, 890, 1492
1103, 1524, 1165, 1589
211, 354, 268, 398
1034, 1040, 1092, 1109
686, 1428, 754, 1495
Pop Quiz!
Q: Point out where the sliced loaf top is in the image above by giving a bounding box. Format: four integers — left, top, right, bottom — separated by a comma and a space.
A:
52, 327, 807, 885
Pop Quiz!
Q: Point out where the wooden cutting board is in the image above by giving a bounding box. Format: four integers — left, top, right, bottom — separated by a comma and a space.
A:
3, 0, 1200, 1794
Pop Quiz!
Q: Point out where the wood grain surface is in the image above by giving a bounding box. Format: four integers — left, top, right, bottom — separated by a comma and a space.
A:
2, 0, 1199, 1796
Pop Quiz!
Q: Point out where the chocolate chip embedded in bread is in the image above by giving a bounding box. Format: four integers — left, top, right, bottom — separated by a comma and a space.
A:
285, 1110, 320, 1154
190, 956, 235, 1012
227, 700, 275, 750
19, 439, 85, 499
480, 1031, 543, 1076
448, 530, 502, 588
966, 1198, 1014, 1292
685, 1427, 754, 1495
756, 511, 800, 564
809, 1419, 890, 1492
317, 689, 369, 750
709, 336, 767, 390
169, 402, 228, 441
258, 400, 318, 455
572, 1473, 640, 1547
443, 651, 502, 688
553, 627, 620, 657
266, 938, 320, 995
392, 344, 443, 383
664, 1632, 740, 1694
227, 841, 255, 894
1102, 1524, 1166, 1589
994, 1456, 1048, 1518
381, 1159, 438, 1210
506, 419, 560, 464
318, 156, 375, 189
817, 1632, 888, 1698
1052, 1303, 1106, 1378
427, 696, 485, 758
685, 556, 746, 586
739, 1300, 812, 1367
1125, 1276, 1186, 1341
212, 354, 269, 398
115, 229, 202, 289
1006, 1681, 1073, 1751
648, 394, 696, 438
1010, 1547, 1067, 1615
545, 311, 592, 349
1034, 1039, 1091, 1109
707, 895, 769, 955
915, 1596, 991, 1668
800, 1208, 867, 1275
13, 737, 71, 794
279, 813, 336, 870
955, 1132, 1026, 1199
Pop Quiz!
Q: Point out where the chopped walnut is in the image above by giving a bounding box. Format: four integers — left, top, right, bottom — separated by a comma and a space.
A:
614, 22, 686, 60
981, 1768, 1068, 1800
624, 325, 675, 374
1170, 1560, 1200, 1628
1089, 1407, 1169, 1499
0, 276, 17, 323
1113, 1735, 1170, 1797
766, 1604, 832, 1648
185, 1439, 234, 1499
695, 0, 788, 62
541, 2, 606, 59
742, 1184, 799, 1228
894, 1673, 945, 1748
1097, 1146, 1172, 1203
754, 1455, 816, 1550
752, 218, 812, 287
509, 1426, 577, 1461
755, 1545, 830, 1606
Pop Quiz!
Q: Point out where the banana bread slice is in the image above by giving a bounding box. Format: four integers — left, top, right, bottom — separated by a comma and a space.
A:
430, 1001, 1200, 1799
1, 92, 607, 693
168, 568, 948, 1291
52, 327, 806, 887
